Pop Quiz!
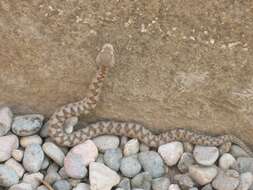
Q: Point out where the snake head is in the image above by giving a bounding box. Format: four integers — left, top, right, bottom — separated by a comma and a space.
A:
96, 43, 115, 68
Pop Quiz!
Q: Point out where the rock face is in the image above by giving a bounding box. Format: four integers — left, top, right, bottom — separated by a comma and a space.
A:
0, 0, 253, 146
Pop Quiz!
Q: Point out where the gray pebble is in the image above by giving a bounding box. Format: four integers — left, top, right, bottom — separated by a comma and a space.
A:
42, 142, 65, 166
151, 177, 170, 190
177, 152, 194, 172
53, 180, 71, 190
138, 151, 165, 178
230, 145, 249, 158
174, 174, 195, 189
0, 165, 19, 187
23, 144, 44, 172
120, 155, 141, 177
22, 172, 44, 189
0, 107, 13, 136
237, 157, 253, 173
96, 154, 104, 164
5, 158, 24, 178
92, 135, 119, 152
131, 172, 152, 190
104, 148, 122, 171
212, 169, 239, 190
118, 178, 131, 190
236, 172, 253, 190
12, 114, 44, 136
189, 165, 217, 186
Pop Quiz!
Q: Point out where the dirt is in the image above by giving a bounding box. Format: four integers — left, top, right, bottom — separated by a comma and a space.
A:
1, 0, 253, 146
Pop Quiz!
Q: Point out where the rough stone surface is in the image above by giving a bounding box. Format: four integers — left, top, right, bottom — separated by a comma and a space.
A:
120, 155, 142, 178
53, 180, 71, 190
177, 152, 195, 172
152, 177, 170, 190
5, 158, 25, 178
219, 153, 236, 170
237, 172, 253, 190
131, 172, 152, 190
0, 135, 19, 162
22, 172, 44, 189
92, 135, 119, 153
104, 148, 122, 171
9, 183, 33, 190
1, 0, 253, 146
123, 139, 140, 156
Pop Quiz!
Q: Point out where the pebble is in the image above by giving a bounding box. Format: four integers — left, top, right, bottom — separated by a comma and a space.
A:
23, 144, 44, 172
0, 134, 19, 162
89, 162, 120, 190
237, 172, 253, 190
96, 154, 104, 164
230, 145, 249, 158
59, 167, 68, 179
0, 107, 13, 136
120, 155, 141, 177
120, 136, 128, 149
138, 151, 165, 178
174, 174, 195, 189
237, 157, 253, 173
189, 165, 218, 185
37, 185, 48, 190
104, 148, 122, 171
5, 158, 25, 178
20, 135, 43, 147
123, 139, 140, 156
118, 178, 131, 190
193, 146, 219, 166
66, 140, 98, 166
0, 164, 19, 187
64, 152, 88, 178
158, 141, 184, 166
12, 114, 44, 136
201, 184, 213, 190
43, 142, 65, 166
40, 122, 49, 138
177, 152, 194, 172
11, 149, 24, 162
9, 183, 33, 190
41, 156, 50, 170
44, 171, 61, 184
53, 180, 71, 190
73, 183, 90, 190
219, 153, 236, 170
169, 184, 181, 190
151, 177, 170, 190
22, 172, 44, 189
131, 172, 152, 190
93, 135, 120, 152
212, 169, 240, 190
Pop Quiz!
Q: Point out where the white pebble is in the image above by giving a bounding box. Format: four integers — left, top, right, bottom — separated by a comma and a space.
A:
123, 139, 139, 156
20, 135, 42, 147
73, 183, 90, 190
11, 149, 24, 162
22, 172, 44, 189
89, 162, 120, 190
189, 165, 218, 185
42, 142, 65, 166
93, 135, 119, 152
5, 158, 24, 178
219, 153, 236, 170
0, 107, 13, 136
0, 135, 19, 162
236, 172, 253, 190
193, 146, 219, 166
169, 184, 181, 190
158, 141, 184, 166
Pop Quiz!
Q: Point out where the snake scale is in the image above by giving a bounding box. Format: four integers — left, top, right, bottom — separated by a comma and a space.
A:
48, 43, 253, 157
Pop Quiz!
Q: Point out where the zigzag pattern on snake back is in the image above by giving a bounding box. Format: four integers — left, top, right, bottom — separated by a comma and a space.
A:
48, 43, 253, 157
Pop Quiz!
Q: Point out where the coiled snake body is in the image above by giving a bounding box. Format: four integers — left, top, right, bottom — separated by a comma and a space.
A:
48, 44, 253, 157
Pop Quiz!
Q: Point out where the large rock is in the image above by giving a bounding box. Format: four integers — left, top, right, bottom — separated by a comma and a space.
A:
0, 0, 253, 147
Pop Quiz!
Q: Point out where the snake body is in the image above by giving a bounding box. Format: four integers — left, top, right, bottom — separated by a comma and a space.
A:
48, 44, 253, 157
